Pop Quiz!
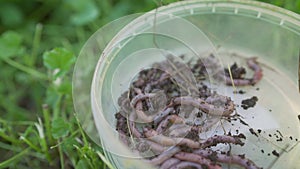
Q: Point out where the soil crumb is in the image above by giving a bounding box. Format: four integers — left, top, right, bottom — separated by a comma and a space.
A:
237, 90, 246, 94
225, 62, 246, 79
249, 128, 258, 137
241, 96, 258, 110
272, 150, 280, 157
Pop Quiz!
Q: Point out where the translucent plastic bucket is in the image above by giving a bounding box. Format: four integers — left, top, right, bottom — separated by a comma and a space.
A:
90, 0, 300, 168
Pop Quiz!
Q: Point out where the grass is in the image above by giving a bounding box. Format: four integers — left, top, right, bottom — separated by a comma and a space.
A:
0, 0, 299, 169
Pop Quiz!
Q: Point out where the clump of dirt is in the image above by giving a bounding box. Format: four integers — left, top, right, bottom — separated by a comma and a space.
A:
241, 96, 258, 110
225, 62, 246, 79
272, 150, 280, 157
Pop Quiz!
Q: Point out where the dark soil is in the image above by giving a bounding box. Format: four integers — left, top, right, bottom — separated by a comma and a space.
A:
225, 62, 246, 79
241, 96, 258, 110
272, 150, 280, 157
249, 128, 258, 137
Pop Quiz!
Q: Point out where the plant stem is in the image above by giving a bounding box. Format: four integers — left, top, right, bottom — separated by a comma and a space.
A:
30, 23, 43, 66
3, 58, 48, 80
227, 63, 237, 93
97, 151, 114, 169
40, 135, 52, 163
0, 117, 35, 126
0, 148, 30, 168
53, 94, 62, 120
20, 136, 41, 152
74, 113, 88, 146
0, 131, 20, 144
58, 139, 65, 169
0, 141, 46, 160
42, 104, 53, 144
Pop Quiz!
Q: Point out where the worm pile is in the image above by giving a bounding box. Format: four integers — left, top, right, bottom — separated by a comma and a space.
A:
115, 54, 263, 169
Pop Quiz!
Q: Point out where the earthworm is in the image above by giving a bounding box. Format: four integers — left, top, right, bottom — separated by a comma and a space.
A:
169, 161, 204, 169
135, 108, 154, 123
132, 90, 171, 123
205, 95, 227, 105
144, 129, 200, 148
168, 124, 191, 137
130, 93, 156, 107
174, 152, 222, 169
150, 72, 171, 86
145, 128, 245, 149
145, 147, 181, 165
168, 122, 216, 138
153, 107, 175, 125
134, 93, 156, 123
194, 149, 262, 169
200, 134, 246, 148
160, 158, 181, 169
145, 140, 165, 153
224, 78, 253, 86
156, 115, 184, 134
247, 57, 262, 84
172, 96, 234, 116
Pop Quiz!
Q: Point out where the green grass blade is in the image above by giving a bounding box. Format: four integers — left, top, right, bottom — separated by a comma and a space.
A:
96, 151, 114, 169
0, 148, 30, 168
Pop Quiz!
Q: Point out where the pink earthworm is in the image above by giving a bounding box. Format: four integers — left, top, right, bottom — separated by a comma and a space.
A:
144, 129, 200, 148
168, 124, 191, 137
160, 158, 181, 169
145, 147, 181, 165
144, 129, 245, 149
200, 134, 246, 148
174, 152, 222, 169
224, 78, 253, 86
172, 96, 234, 116
135, 107, 175, 124
156, 115, 184, 134
144, 140, 166, 153
194, 149, 262, 169
131, 89, 174, 123
153, 107, 175, 125
169, 161, 204, 169
130, 93, 156, 107
205, 95, 228, 104
151, 72, 171, 86
134, 94, 155, 123
247, 57, 262, 84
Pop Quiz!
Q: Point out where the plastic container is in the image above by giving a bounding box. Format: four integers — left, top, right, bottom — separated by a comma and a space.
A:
87, 0, 300, 168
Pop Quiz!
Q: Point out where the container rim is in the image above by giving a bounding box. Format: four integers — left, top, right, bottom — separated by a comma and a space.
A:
161, 0, 300, 23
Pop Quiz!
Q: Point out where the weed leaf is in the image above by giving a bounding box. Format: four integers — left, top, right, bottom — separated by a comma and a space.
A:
51, 117, 70, 139
0, 31, 24, 58
75, 159, 90, 169
43, 48, 75, 78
